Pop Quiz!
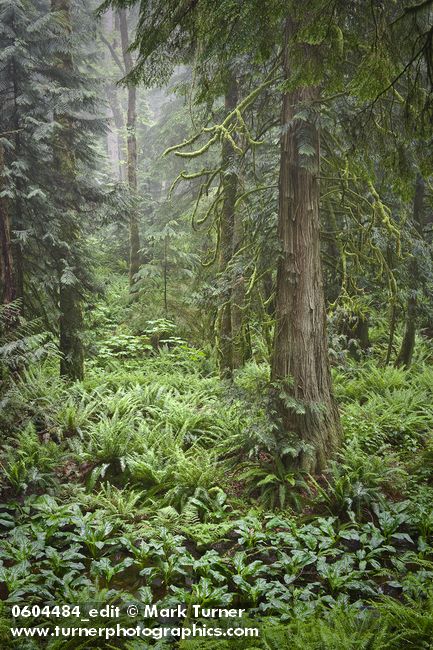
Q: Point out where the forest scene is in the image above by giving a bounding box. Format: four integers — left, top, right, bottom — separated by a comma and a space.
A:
1, 0, 433, 647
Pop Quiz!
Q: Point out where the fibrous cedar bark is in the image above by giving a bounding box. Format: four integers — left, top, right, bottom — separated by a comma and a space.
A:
118, 8, 141, 286
270, 18, 341, 474
218, 73, 238, 378
51, 0, 84, 381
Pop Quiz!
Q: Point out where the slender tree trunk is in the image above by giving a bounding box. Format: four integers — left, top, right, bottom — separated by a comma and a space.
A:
270, 18, 341, 474
102, 8, 126, 182
263, 271, 275, 317
118, 8, 141, 285
105, 84, 126, 181
231, 130, 248, 370
323, 203, 341, 304
354, 315, 370, 351
395, 293, 416, 368
11, 62, 24, 307
105, 90, 121, 179
0, 144, 16, 305
231, 207, 246, 370
395, 175, 425, 368
51, 0, 84, 381
218, 73, 238, 377
163, 234, 168, 315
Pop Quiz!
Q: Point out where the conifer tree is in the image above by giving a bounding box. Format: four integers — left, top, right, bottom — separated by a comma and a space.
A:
270, 15, 341, 473
118, 8, 141, 286
1, 0, 107, 379
50, 0, 85, 381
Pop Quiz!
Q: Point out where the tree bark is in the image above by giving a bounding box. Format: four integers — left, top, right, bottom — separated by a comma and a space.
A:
51, 0, 84, 381
218, 73, 238, 378
395, 175, 425, 368
118, 8, 141, 285
270, 18, 341, 474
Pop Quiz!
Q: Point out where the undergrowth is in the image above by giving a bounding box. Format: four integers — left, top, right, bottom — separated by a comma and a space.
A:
1, 305, 433, 648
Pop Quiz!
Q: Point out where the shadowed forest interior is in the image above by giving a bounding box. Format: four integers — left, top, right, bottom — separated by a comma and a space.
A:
1, 0, 433, 647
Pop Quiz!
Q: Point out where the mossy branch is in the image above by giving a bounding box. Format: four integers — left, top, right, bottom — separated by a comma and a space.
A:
162, 72, 277, 160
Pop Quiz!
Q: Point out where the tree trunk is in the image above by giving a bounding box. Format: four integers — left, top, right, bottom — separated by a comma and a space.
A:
395, 175, 425, 369
102, 8, 126, 182
51, 0, 84, 381
163, 234, 168, 315
59, 267, 84, 381
231, 206, 245, 369
263, 270, 275, 318
0, 144, 16, 305
395, 293, 416, 369
105, 91, 121, 179
118, 8, 141, 286
105, 84, 126, 181
11, 62, 24, 307
270, 18, 341, 474
218, 73, 238, 378
323, 203, 341, 304
354, 315, 370, 351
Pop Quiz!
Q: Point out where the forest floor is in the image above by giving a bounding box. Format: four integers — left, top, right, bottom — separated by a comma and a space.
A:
1, 281, 433, 649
